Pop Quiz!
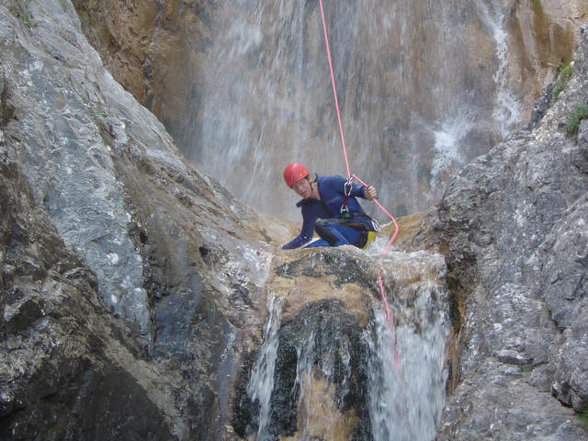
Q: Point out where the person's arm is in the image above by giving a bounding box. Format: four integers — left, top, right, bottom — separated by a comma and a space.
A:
281, 208, 315, 249
346, 178, 377, 201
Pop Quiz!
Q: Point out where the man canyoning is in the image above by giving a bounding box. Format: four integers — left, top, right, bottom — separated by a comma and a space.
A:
281, 162, 380, 249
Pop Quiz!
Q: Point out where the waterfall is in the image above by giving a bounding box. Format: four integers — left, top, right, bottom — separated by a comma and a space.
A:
243, 250, 450, 440
167, 0, 527, 221
366, 281, 449, 441
476, 0, 523, 137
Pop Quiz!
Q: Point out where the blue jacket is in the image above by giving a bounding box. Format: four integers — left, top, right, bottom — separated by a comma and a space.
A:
282, 174, 369, 249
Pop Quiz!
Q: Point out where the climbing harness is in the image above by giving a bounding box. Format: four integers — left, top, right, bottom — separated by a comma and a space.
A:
318, 0, 400, 367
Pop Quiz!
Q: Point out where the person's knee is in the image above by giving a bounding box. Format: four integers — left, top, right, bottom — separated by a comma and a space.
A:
314, 218, 338, 245
314, 218, 328, 234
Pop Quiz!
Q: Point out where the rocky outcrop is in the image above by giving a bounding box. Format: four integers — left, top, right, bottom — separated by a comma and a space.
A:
232, 245, 450, 441
71, 0, 215, 129
0, 1, 275, 439
0, 161, 176, 441
433, 25, 588, 441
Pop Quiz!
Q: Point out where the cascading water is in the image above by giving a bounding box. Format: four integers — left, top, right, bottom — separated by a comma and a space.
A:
366, 249, 449, 441
476, 0, 523, 137
366, 262, 449, 441
246, 290, 286, 441
242, 248, 450, 440
168, 0, 528, 221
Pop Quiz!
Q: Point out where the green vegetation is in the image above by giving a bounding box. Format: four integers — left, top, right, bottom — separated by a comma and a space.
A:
553, 62, 573, 98
21, 10, 31, 28
94, 111, 108, 118
531, 0, 543, 15
565, 104, 588, 135
556, 62, 573, 79
578, 405, 588, 429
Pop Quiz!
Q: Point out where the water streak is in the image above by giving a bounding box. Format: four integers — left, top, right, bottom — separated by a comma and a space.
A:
476, 0, 523, 136
246, 290, 286, 440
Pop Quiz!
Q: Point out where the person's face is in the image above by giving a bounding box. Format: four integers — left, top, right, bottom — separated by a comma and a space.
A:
291, 177, 311, 198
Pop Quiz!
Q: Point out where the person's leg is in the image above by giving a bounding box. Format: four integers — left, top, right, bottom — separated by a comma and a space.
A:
304, 238, 331, 248
314, 218, 361, 246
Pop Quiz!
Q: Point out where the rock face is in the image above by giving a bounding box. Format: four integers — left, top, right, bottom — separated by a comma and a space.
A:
0, 1, 587, 441
434, 25, 588, 441
232, 246, 450, 441
0, 1, 274, 439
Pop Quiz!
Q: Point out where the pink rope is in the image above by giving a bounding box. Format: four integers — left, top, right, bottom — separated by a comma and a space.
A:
318, 0, 401, 371
319, 0, 351, 179
352, 174, 399, 255
352, 175, 399, 336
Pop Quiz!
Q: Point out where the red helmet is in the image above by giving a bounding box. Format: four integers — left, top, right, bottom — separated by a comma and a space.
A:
283, 163, 309, 187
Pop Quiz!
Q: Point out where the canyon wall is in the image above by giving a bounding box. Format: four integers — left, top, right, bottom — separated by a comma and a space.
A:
0, 1, 586, 440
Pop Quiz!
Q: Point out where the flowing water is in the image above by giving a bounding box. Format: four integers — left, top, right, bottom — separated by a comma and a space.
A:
366, 279, 449, 441
246, 290, 286, 440
475, 0, 523, 137
171, 0, 525, 220
245, 249, 450, 440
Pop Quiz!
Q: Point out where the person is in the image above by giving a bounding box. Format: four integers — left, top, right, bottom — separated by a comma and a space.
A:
281, 162, 379, 249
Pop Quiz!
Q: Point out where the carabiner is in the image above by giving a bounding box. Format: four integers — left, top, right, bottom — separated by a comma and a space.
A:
343, 178, 354, 197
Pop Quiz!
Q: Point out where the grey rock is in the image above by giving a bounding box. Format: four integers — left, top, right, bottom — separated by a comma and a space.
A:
436, 17, 588, 441
0, 1, 271, 439
495, 349, 533, 366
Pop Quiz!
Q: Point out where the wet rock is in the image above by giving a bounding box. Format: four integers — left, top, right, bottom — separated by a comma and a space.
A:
1, 1, 587, 440
276, 247, 373, 288
0, 159, 176, 440
435, 23, 588, 441
269, 299, 371, 439
0, 1, 271, 439
233, 245, 450, 441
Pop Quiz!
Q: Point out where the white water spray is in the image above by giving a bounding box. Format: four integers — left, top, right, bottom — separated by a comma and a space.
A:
246, 290, 286, 440
366, 290, 449, 441
477, 0, 523, 136
430, 110, 472, 189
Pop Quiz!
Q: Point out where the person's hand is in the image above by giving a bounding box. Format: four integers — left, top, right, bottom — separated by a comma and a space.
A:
365, 185, 377, 201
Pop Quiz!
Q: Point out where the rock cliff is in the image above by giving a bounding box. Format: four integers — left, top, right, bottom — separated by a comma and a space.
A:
0, 1, 586, 441
0, 1, 275, 438
434, 26, 588, 441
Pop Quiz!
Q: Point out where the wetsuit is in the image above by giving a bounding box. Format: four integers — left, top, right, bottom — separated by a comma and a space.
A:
281, 174, 377, 249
